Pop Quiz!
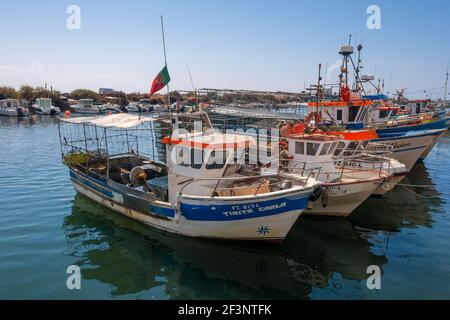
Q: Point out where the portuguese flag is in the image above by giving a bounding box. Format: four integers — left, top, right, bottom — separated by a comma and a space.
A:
150, 65, 171, 95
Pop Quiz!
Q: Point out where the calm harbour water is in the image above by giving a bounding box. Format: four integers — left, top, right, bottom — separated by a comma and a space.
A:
0, 116, 449, 300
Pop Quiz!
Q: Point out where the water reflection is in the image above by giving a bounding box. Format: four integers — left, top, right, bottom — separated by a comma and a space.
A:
63, 193, 394, 299
351, 162, 442, 232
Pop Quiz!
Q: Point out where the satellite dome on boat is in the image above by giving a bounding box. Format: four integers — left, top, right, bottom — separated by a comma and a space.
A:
339, 45, 354, 55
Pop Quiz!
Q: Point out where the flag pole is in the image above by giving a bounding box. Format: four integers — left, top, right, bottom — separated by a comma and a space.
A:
160, 15, 171, 116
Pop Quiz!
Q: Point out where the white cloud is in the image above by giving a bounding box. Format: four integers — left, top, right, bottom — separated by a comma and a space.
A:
0, 61, 45, 72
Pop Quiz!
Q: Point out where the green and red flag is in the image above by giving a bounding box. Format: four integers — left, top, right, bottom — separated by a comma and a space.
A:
150, 65, 171, 95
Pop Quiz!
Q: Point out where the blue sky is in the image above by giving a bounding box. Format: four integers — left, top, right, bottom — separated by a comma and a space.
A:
0, 0, 449, 99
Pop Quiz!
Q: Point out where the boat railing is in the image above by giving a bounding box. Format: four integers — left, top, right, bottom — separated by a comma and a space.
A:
288, 158, 389, 182
178, 171, 316, 199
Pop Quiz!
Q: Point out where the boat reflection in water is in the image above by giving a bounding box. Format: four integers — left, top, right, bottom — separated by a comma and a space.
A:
350, 162, 442, 233
63, 192, 413, 299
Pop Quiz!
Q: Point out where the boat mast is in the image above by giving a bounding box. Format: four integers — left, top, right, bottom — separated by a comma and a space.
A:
444, 64, 449, 108
160, 15, 171, 118
315, 63, 322, 127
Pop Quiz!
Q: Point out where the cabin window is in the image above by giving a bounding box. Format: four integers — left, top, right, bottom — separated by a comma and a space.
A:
176, 147, 189, 167
328, 142, 338, 155
348, 106, 358, 122
333, 142, 346, 157
379, 110, 390, 119
306, 143, 320, 156
360, 141, 369, 149
336, 110, 343, 121
343, 141, 359, 157
206, 150, 229, 170
190, 148, 203, 169
295, 142, 304, 154
319, 143, 331, 156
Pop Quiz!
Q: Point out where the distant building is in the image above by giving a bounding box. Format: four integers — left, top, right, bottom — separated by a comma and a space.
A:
99, 88, 114, 95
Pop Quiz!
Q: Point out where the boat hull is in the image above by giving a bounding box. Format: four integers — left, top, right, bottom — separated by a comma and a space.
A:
70, 169, 313, 242
369, 129, 446, 171
372, 174, 406, 196
376, 117, 449, 134
305, 179, 381, 218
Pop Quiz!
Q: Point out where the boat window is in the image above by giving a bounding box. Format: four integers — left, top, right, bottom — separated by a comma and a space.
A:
348, 106, 359, 122
319, 143, 331, 156
295, 142, 304, 154
206, 150, 228, 170
337, 110, 343, 121
328, 142, 338, 155
176, 147, 189, 167
379, 110, 390, 119
333, 142, 346, 157
343, 141, 359, 156
359, 141, 369, 150
306, 143, 320, 156
190, 148, 203, 169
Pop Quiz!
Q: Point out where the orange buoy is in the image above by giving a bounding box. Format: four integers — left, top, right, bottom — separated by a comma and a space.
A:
64, 110, 71, 118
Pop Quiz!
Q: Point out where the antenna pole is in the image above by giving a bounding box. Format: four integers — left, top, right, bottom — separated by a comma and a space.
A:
444, 65, 449, 108
316, 63, 322, 127
187, 65, 198, 109
160, 15, 171, 115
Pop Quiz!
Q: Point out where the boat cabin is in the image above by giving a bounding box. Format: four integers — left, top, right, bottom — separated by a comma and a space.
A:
286, 133, 342, 174
163, 130, 255, 202
35, 98, 52, 109
308, 99, 377, 129
78, 99, 94, 106
0, 99, 20, 109
139, 99, 152, 106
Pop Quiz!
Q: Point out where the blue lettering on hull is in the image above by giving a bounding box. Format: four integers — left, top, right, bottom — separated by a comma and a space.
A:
180, 195, 310, 221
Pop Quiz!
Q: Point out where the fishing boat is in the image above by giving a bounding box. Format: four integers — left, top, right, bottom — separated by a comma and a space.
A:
324, 129, 408, 195
101, 97, 122, 114
125, 102, 140, 113
58, 112, 322, 243
71, 99, 105, 114
0, 99, 30, 117
277, 127, 397, 217
367, 128, 447, 170
137, 99, 154, 112
31, 98, 60, 115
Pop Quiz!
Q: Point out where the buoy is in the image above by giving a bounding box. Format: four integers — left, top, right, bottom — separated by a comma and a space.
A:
64, 110, 71, 118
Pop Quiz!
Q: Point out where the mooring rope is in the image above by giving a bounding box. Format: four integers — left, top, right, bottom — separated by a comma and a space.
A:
397, 184, 447, 198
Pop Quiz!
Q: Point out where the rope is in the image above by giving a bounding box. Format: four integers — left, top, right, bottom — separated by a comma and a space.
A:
399, 184, 446, 199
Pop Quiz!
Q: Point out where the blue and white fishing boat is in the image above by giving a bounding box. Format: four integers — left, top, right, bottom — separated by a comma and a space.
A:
367, 128, 447, 170
58, 112, 322, 243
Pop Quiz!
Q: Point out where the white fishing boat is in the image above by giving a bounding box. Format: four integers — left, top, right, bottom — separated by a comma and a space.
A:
71, 99, 105, 114
58, 112, 322, 243
125, 102, 140, 113
137, 99, 154, 112
31, 98, 60, 115
282, 132, 392, 217
0, 99, 30, 117
101, 97, 122, 113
